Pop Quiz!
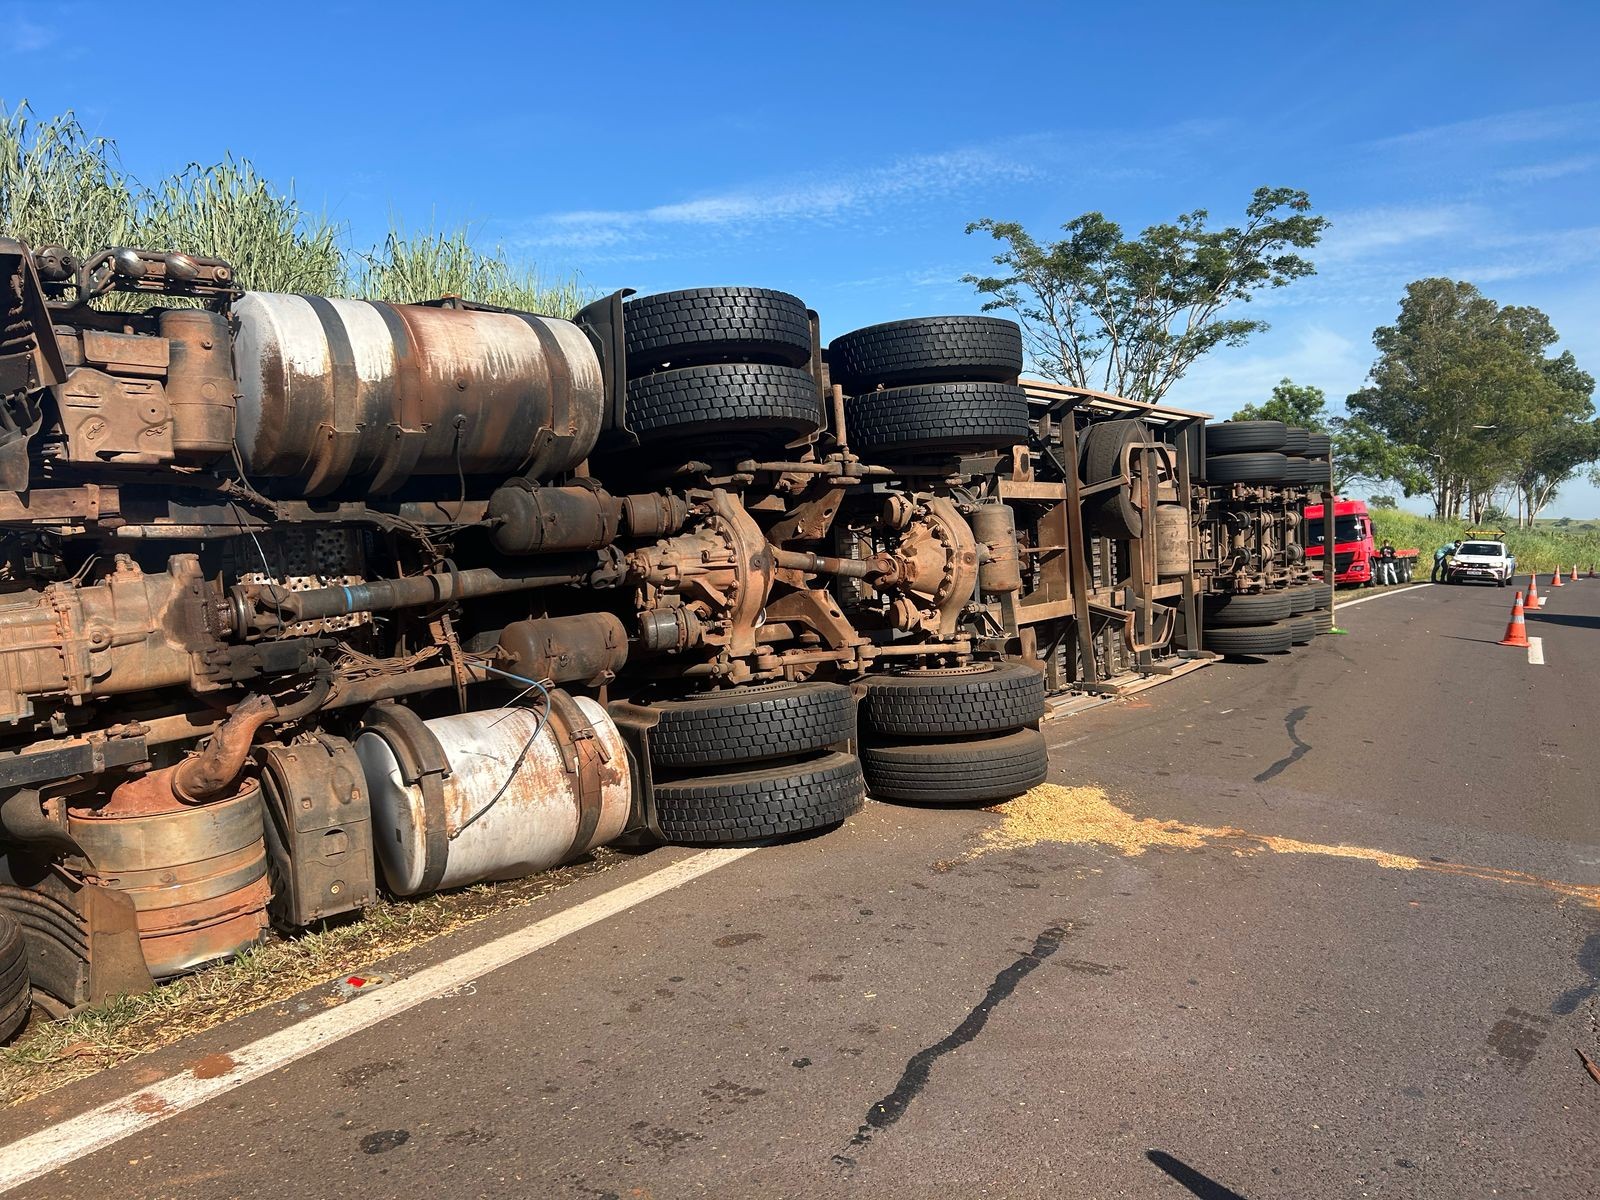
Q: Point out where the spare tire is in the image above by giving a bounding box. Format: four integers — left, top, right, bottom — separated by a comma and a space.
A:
0, 907, 29, 1044
1080, 419, 1146, 539
862, 728, 1048, 805
1207, 420, 1287, 454
619, 682, 855, 771
624, 287, 812, 372
653, 750, 864, 845
828, 316, 1023, 394
1204, 620, 1294, 656
861, 662, 1045, 738
1204, 452, 1290, 483
625, 362, 823, 452
1205, 590, 1293, 627
845, 381, 1029, 456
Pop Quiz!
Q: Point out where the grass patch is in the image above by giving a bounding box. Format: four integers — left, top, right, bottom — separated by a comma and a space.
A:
0, 849, 624, 1107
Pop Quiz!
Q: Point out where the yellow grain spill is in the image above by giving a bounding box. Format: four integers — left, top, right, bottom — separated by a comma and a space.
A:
970, 783, 1600, 910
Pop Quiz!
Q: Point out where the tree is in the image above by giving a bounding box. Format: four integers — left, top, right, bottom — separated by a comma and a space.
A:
1230, 378, 1328, 427
1369, 494, 1398, 509
1348, 279, 1596, 522
964, 188, 1328, 403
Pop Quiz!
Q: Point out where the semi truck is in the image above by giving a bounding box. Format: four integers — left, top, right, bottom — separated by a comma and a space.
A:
1304, 498, 1374, 585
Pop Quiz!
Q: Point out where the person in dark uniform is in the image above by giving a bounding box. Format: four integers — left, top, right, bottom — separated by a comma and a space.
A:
1377, 539, 1398, 585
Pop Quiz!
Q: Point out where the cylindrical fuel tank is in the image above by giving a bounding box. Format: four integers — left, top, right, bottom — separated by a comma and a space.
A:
232, 293, 605, 495
355, 696, 631, 897
971, 503, 1023, 596
67, 780, 271, 978
1154, 504, 1193, 578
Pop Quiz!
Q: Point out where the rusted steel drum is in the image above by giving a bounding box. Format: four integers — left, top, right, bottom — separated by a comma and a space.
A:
67, 780, 271, 978
232, 293, 605, 494
1154, 504, 1193, 578
355, 697, 631, 897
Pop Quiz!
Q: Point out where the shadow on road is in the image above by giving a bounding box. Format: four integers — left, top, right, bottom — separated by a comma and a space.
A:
1527, 612, 1600, 630
1146, 1150, 1250, 1199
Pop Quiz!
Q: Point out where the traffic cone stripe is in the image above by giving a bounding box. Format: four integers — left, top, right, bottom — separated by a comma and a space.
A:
1499, 591, 1529, 647
1527, 574, 1541, 608
1551, 569, 1564, 588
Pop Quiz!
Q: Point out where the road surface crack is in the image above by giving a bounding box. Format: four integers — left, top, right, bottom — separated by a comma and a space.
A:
1254, 704, 1312, 783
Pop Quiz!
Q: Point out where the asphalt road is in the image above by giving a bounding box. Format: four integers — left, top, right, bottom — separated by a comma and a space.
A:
4, 579, 1598, 1199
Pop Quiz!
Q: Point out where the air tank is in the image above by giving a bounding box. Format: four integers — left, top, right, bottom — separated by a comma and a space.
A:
232, 293, 605, 495
1154, 504, 1193, 578
354, 696, 631, 897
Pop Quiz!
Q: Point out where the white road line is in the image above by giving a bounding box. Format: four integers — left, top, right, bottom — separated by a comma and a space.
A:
0, 847, 755, 1195
1332, 583, 1432, 611
1528, 636, 1545, 666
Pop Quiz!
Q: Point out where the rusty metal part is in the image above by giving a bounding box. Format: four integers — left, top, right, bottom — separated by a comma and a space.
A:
629, 490, 774, 659
1154, 504, 1193, 578
487, 481, 620, 554
488, 613, 629, 686
73, 246, 236, 305
53, 328, 176, 465
160, 308, 236, 459
620, 492, 690, 539
971, 504, 1023, 596
254, 554, 623, 625
771, 547, 887, 580
888, 495, 979, 638
67, 778, 271, 979
355, 695, 630, 896
259, 734, 375, 927
232, 292, 604, 494
0, 877, 157, 1009
0, 552, 222, 723
101, 693, 279, 815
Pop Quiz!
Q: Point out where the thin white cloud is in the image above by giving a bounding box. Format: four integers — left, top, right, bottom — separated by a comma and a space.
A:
1492, 155, 1600, 185
1166, 325, 1369, 416
1317, 202, 1481, 262
523, 144, 1043, 249
1371, 101, 1600, 151
1446, 224, 1600, 283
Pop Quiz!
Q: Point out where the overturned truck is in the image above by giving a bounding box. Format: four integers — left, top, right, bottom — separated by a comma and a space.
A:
0, 239, 1331, 1036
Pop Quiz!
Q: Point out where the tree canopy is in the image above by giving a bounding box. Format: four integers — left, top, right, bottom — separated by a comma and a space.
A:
1347, 279, 1597, 524
1231, 378, 1427, 496
964, 188, 1328, 404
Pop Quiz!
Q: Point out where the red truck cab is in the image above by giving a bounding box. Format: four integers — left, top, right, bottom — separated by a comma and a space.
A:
1305, 499, 1373, 585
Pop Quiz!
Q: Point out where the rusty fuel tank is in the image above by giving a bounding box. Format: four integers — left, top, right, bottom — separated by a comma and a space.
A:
67, 779, 271, 979
232, 293, 605, 495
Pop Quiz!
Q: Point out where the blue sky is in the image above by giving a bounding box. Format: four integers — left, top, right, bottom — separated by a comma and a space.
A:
7, 0, 1599, 514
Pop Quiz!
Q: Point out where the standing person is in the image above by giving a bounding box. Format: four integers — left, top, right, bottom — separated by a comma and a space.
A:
1432, 540, 1457, 583
1378, 539, 1398, 585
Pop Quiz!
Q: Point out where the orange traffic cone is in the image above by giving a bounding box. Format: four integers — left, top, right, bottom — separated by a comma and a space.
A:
1527, 573, 1541, 608
1551, 569, 1564, 588
1572, 564, 1580, 583
1499, 592, 1530, 647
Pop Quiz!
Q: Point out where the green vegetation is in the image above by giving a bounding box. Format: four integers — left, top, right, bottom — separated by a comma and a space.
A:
965, 187, 1328, 403
1233, 378, 1427, 495
1348, 279, 1597, 525
1368, 508, 1600, 574
0, 102, 584, 315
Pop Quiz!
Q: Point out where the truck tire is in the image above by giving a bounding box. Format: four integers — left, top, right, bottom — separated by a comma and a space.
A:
1281, 426, 1310, 455
1304, 431, 1331, 458
1203, 452, 1290, 483
624, 287, 812, 372
828, 315, 1023, 394
1287, 614, 1316, 645
1080, 419, 1145, 539
1203, 620, 1294, 656
845, 381, 1030, 455
619, 682, 855, 770
860, 662, 1045, 738
1206, 420, 1287, 454
1285, 585, 1318, 614
625, 362, 823, 451
862, 728, 1048, 804
1204, 591, 1293, 627
0, 908, 29, 1044
653, 750, 864, 844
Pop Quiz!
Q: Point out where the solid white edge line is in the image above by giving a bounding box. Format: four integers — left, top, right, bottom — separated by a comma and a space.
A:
1332, 582, 1432, 611
1528, 636, 1545, 666
0, 847, 756, 1194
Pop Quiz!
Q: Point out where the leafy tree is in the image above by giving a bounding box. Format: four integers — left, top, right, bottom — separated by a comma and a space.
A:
1369, 494, 1398, 509
1348, 279, 1596, 523
1230, 378, 1328, 427
964, 188, 1328, 403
